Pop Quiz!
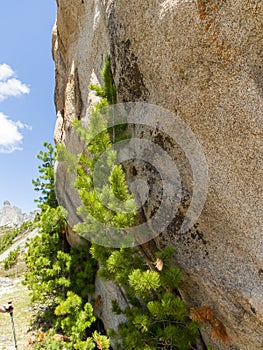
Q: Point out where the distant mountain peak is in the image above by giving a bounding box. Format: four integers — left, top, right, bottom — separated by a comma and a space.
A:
0, 201, 36, 227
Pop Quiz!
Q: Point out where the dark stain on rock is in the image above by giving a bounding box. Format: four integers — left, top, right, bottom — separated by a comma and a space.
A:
250, 305, 256, 314
117, 39, 150, 102
250, 64, 263, 97
107, 3, 149, 102
74, 67, 83, 120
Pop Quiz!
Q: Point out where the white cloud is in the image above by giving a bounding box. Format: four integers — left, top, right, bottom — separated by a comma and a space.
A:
0, 63, 30, 101
15, 120, 32, 130
0, 78, 30, 101
0, 112, 31, 153
0, 64, 31, 153
0, 64, 14, 80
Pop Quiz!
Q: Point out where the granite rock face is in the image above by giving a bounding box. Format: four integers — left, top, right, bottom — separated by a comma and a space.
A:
53, 1, 263, 348
0, 201, 36, 227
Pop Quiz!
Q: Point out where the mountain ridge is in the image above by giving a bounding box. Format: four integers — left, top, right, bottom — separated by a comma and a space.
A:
0, 201, 37, 227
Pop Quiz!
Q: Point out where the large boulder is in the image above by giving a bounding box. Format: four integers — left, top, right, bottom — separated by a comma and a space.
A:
52, 1, 263, 348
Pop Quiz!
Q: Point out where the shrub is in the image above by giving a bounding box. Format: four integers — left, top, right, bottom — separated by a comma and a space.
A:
4, 246, 20, 270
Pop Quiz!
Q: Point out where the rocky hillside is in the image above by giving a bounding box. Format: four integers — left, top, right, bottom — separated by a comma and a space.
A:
0, 201, 36, 228
52, 1, 262, 349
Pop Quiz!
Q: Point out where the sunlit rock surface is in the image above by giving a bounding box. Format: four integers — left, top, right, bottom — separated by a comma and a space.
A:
53, 1, 263, 348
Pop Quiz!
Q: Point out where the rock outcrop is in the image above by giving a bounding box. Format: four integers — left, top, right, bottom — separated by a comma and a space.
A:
52, 1, 263, 349
0, 201, 36, 227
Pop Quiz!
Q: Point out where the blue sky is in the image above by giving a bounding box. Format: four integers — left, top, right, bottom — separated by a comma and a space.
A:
0, 1, 57, 213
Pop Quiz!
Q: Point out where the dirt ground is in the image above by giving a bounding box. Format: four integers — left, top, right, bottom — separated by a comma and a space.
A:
0, 277, 33, 350
0, 229, 40, 349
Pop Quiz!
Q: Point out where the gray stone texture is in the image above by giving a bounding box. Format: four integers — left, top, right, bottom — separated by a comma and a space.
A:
53, 1, 263, 348
0, 201, 36, 227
